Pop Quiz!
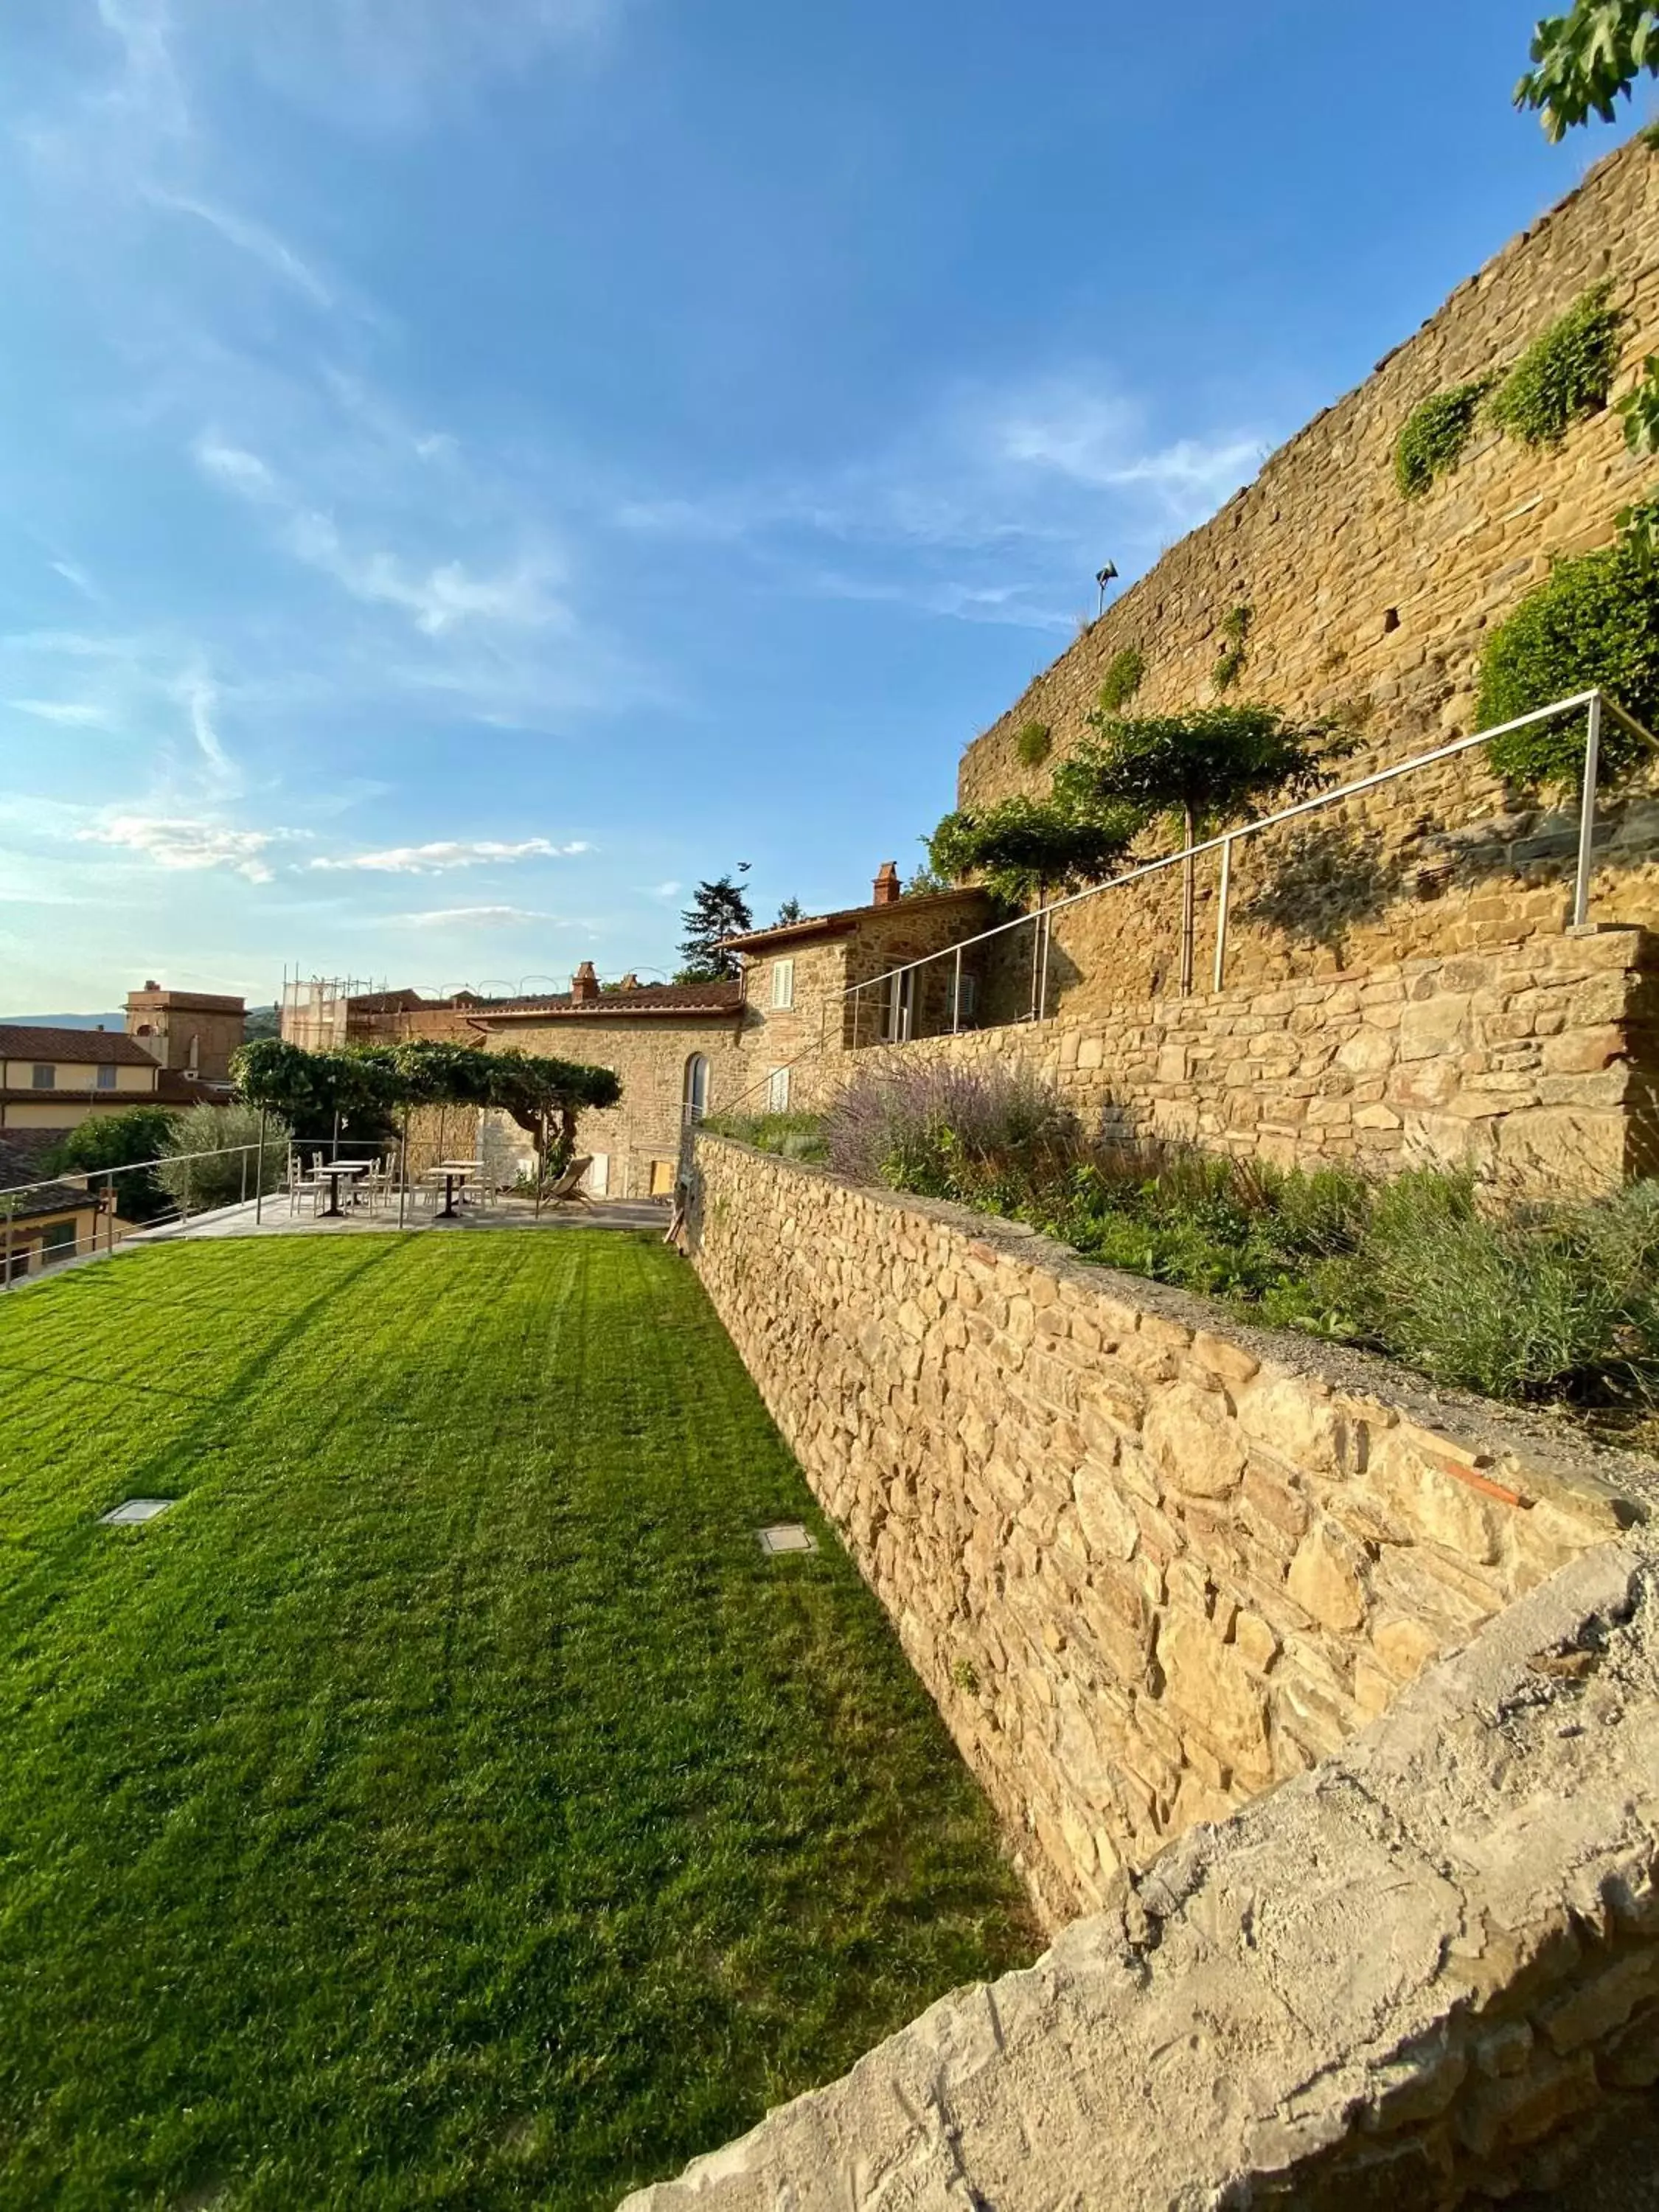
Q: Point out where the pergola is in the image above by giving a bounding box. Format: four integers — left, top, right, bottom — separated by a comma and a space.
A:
231, 1036, 623, 1197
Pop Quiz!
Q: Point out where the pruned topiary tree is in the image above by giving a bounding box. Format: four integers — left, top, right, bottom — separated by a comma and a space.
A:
1057, 704, 1352, 992
925, 794, 1141, 907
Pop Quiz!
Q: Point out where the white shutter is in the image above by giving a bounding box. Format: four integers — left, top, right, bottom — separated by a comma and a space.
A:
771, 959, 795, 1009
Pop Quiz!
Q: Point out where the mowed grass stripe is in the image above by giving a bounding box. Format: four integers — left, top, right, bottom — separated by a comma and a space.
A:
0, 1234, 1034, 2211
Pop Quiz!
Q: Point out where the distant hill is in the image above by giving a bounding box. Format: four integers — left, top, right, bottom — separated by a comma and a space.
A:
0, 1012, 126, 1029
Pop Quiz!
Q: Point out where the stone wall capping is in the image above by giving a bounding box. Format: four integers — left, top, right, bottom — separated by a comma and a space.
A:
625, 1545, 1659, 2210
696, 1133, 1657, 1531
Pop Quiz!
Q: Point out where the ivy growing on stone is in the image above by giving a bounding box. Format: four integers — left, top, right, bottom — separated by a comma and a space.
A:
1014, 719, 1052, 768
1392, 379, 1494, 498
1097, 646, 1146, 712
1487, 283, 1623, 450
1478, 538, 1659, 792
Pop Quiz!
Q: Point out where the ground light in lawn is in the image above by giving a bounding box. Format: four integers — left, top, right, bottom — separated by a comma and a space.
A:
757, 1523, 817, 1554
97, 1498, 175, 1524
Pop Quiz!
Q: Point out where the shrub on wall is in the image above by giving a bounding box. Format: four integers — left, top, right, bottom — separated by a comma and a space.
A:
1393, 379, 1494, 498
1211, 603, 1252, 693
1478, 539, 1659, 789
1097, 647, 1146, 713
1014, 720, 1052, 768
1487, 283, 1623, 449
821, 1062, 1078, 1194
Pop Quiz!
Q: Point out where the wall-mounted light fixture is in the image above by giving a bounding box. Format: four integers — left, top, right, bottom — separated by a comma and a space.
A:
1096, 562, 1119, 616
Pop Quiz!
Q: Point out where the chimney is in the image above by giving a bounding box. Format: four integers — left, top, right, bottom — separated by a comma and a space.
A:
872, 860, 901, 907
571, 960, 599, 1003
619, 972, 639, 991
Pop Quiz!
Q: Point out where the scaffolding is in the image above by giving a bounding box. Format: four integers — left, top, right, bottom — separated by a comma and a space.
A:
279, 971, 378, 1052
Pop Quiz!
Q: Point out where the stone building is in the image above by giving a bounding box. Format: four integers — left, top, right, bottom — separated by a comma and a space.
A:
0, 1024, 174, 1137
125, 983, 246, 1083
723, 863, 996, 1110
462, 968, 747, 1198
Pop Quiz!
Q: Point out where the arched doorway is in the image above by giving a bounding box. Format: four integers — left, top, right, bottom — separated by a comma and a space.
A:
683, 1053, 710, 1125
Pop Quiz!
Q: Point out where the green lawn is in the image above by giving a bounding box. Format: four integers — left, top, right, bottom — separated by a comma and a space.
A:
0, 1234, 1034, 2211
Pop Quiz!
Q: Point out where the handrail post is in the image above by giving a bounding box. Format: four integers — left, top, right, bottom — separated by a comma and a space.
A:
254, 1116, 266, 1225
1037, 906, 1052, 1021
1572, 692, 1604, 929
953, 945, 963, 1034
1214, 835, 1234, 993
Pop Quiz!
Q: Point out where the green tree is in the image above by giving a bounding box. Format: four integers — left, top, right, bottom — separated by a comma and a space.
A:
925, 796, 1140, 906
44, 1106, 179, 1222
1058, 705, 1348, 992
155, 1103, 291, 1215
1516, 2, 1659, 140
677, 875, 754, 981
774, 897, 804, 923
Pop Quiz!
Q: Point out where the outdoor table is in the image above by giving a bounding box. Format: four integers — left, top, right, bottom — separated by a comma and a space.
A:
428, 1163, 476, 1220
316, 1160, 369, 1219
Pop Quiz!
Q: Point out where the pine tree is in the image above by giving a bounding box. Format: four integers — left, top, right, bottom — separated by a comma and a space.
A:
676, 874, 754, 981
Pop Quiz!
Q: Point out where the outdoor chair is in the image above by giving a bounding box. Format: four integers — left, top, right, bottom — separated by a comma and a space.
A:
543, 1156, 595, 1208
287, 1155, 323, 1218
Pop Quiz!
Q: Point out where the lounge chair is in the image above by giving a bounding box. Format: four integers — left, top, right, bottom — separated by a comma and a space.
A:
543, 1156, 594, 1208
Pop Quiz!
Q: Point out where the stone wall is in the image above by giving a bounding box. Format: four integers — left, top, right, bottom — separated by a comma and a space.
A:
687, 1137, 1635, 1928
625, 1545, 1659, 2211
950, 136, 1659, 1009
850, 922, 1659, 1193
475, 1012, 748, 1199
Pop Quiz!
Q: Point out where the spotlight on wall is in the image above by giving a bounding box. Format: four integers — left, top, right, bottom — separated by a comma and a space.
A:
1096, 561, 1119, 617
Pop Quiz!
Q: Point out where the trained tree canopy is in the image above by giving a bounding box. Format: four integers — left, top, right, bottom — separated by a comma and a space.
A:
926, 796, 1140, 906
1516, 2, 1659, 139
232, 1038, 622, 1172
1059, 704, 1351, 994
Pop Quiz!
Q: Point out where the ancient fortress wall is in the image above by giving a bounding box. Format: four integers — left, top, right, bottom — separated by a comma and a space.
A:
951, 139, 1659, 1016
686, 1138, 1632, 1924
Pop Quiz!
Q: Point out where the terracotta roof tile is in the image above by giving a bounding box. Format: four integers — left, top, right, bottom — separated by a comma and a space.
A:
0, 1026, 159, 1065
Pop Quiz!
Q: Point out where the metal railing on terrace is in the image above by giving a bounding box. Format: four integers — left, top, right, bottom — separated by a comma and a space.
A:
837, 687, 1656, 1051
698, 688, 1656, 1135
0, 1128, 487, 1291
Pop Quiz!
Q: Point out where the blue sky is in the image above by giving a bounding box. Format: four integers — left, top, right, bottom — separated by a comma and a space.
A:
0, 1, 1634, 1009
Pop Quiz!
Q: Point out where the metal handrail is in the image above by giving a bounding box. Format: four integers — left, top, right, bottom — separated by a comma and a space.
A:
839, 686, 1655, 1021
700, 686, 1655, 1127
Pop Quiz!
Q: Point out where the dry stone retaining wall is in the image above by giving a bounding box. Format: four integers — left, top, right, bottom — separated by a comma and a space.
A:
841, 921, 1659, 1192
624, 1545, 1659, 2211
688, 1137, 1631, 1927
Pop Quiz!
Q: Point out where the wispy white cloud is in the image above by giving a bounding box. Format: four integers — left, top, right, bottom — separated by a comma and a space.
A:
7, 699, 112, 728
392, 905, 561, 928
76, 813, 299, 883
310, 836, 591, 874
175, 668, 234, 785
193, 433, 569, 636
49, 557, 100, 600
142, 185, 334, 307
614, 366, 1270, 630
645, 878, 681, 898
